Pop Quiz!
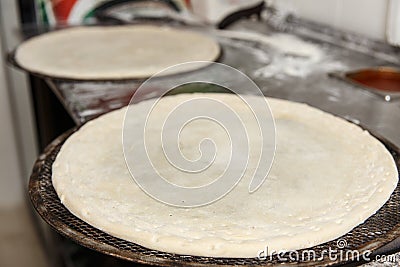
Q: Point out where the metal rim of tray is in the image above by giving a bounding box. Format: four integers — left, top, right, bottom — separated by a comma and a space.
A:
29, 126, 400, 267
6, 49, 145, 83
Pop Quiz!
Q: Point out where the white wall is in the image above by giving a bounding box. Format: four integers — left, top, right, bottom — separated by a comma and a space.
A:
269, 0, 389, 41
0, 0, 38, 181
0, 35, 24, 208
0, 0, 38, 207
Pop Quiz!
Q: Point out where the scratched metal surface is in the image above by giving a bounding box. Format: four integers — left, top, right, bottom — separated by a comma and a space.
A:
45, 14, 400, 151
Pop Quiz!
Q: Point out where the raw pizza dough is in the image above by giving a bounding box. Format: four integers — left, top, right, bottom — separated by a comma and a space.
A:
15, 25, 220, 80
52, 93, 398, 258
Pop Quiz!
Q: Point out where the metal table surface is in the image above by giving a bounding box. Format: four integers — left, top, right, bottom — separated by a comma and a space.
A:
45, 17, 400, 144
41, 13, 400, 266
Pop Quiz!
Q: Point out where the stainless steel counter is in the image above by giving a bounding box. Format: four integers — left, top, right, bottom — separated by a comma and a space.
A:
46, 16, 400, 144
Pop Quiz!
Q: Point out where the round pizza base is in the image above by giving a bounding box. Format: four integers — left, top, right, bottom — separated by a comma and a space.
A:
15, 25, 220, 80
52, 93, 398, 258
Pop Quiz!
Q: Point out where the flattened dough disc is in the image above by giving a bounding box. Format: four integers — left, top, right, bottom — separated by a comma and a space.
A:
15, 25, 221, 80
52, 93, 398, 258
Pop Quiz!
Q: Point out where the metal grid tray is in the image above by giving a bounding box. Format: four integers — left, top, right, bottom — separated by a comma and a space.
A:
29, 127, 400, 266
